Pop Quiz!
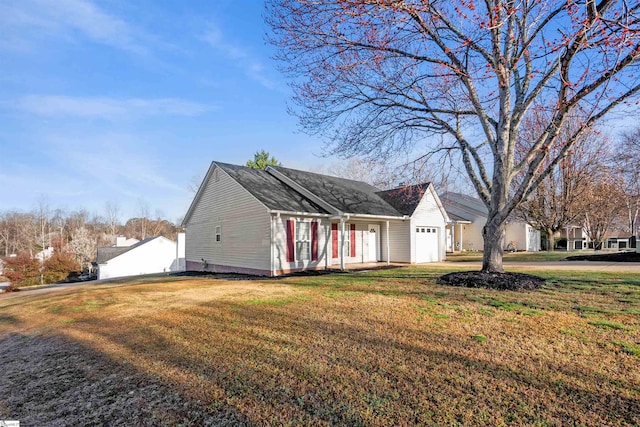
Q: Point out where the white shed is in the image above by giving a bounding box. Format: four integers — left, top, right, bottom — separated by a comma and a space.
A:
96, 234, 185, 280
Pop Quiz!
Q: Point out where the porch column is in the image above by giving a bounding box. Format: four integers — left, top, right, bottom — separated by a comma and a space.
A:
271, 214, 276, 277
451, 224, 456, 252
340, 218, 345, 271
386, 220, 390, 266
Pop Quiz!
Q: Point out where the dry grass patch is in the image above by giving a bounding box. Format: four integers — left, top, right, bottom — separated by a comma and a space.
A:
0, 268, 639, 425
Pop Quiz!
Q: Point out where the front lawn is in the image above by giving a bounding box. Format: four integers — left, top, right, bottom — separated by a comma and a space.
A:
447, 250, 576, 262
1, 267, 638, 425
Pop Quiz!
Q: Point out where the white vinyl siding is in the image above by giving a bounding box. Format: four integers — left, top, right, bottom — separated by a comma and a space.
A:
385, 221, 411, 263
410, 188, 447, 262
98, 237, 179, 280
274, 216, 329, 271
184, 165, 271, 271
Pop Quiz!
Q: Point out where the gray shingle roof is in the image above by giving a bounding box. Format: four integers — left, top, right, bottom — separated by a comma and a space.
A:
439, 191, 488, 220
216, 162, 328, 214
376, 183, 431, 216
96, 237, 158, 264
446, 211, 472, 222
270, 166, 403, 216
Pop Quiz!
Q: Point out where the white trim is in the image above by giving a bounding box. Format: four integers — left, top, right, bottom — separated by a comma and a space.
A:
270, 210, 332, 218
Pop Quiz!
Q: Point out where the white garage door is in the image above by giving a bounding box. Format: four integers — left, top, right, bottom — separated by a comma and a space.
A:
415, 226, 439, 263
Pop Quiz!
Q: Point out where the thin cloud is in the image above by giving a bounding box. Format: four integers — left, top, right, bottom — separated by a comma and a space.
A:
201, 24, 280, 90
12, 95, 213, 120
0, 0, 147, 54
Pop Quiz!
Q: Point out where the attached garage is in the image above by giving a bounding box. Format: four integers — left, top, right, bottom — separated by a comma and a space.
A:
415, 226, 440, 263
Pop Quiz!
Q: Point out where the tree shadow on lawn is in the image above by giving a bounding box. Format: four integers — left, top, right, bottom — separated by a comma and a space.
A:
65, 298, 640, 426
0, 332, 254, 426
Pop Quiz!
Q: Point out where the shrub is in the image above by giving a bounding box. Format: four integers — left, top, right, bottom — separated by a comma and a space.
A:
43, 252, 81, 284
2, 253, 41, 288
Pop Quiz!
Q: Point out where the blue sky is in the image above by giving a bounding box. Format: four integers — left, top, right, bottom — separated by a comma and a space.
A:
0, 0, 329, 223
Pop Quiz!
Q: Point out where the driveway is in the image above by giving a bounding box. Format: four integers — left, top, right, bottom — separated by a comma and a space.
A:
0, 280, 100, 299
437, 260, 640, 273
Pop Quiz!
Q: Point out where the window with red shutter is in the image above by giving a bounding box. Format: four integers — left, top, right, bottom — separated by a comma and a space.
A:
286, 219, 295, 262
311, 221, 318, 261
350, 224, 356, 257
331, 223, 338, 258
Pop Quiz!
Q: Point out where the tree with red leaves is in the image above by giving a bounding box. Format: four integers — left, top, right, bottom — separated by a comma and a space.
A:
267, 0, 640, 272
2, 253, 41, 288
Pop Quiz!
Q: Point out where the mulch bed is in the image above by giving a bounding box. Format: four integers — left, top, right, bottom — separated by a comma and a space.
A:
437, 271, 545, 291
566, 251, 640, 262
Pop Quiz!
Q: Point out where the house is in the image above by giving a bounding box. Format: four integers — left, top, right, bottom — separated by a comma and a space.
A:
439, 192, 541, 252
115, 236, 140, 247
96, 234, 185, 280
181, 162, 450, 276
605, 235, 636, 250
35, 246, 54, 262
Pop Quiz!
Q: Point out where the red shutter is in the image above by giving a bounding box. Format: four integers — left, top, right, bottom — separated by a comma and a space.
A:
286, 219, 295, 262
331, 223, 338, 258
350, 224, 356, 257
311, 221, 319, 261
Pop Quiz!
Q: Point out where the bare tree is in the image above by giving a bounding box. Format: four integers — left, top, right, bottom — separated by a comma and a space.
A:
616, 129, 640, 238
34, 197, 50, 254
137, 199, 150, 240
188, 174, 204, 194
325, 157, 399, 189
582, 173, 624, 250
515, 117, 609, 250
104, 201, 121, 242
267, 0, 640, 272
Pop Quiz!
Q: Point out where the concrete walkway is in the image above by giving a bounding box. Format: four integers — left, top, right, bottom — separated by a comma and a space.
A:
435, 260, 640, 273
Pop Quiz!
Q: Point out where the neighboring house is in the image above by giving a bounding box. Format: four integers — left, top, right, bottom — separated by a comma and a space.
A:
96, 234, 185, 280
556, 227, 638, 251
115, 236, 140, 247
182, 162, 450, 276
560, 226, 590, 250
35, 246, 54, 262
440, 192, 541, 252
0, 258, 3, 276
605, 235, 636, 250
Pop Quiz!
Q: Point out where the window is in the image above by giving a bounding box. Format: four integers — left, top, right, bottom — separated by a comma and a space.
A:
296, 221, 310, 261
343, 223, 351, 257
215, 226, 221, 242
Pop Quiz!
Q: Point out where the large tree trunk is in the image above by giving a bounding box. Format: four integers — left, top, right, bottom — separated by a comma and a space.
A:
482, 219, 506, 273
546, 229, 555, 252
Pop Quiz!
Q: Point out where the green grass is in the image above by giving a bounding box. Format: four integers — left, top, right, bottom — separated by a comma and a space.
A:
612, 341, 640, 357
446, 251, 574, 262
589, 320, 629, 330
